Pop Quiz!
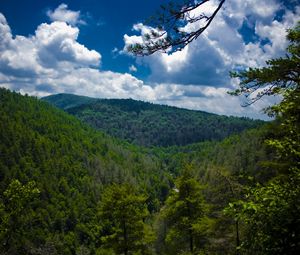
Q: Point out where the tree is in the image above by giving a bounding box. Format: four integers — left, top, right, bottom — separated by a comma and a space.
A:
230, 22, 299, 169
226, 23, 300, 254
229, 23, 300, 105
162, 165, 213, 254
0, 179, 40, 254
228, 174, 300, 254
127, 0, 226, 56
211, 168, 243, 254
98, 184, 153, 255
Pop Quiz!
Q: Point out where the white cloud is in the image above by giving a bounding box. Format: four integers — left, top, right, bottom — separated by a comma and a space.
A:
0, 13, 156, 106
1, 0, 291, 120
0, 12, 102, 95
47, 3, 84, 26
0, 13, 12, 49
255, 7, 300, 56
222, 0, 278, 20
0, 15, 101, 81
36, 21, 100, 68
138, 83, 277, 120
123, 0, 299, 88
123, 23, 168, 55
129, 65, 137, 72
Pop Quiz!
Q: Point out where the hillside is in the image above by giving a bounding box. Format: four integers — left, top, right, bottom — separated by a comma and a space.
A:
42, 93, 98, 110
0, 88, 285, 254
43, 93, 264, 147
0, 88, 170, 254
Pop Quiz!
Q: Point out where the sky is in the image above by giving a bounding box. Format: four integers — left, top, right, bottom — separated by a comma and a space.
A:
0, 0, 299, 119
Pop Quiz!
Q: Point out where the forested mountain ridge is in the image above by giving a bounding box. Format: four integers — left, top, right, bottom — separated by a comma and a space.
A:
0, 88, 273, 254
2, 87, 297, 254
0, 88, 171, 254
42, 93, 98, 110
43, 93, 264, 147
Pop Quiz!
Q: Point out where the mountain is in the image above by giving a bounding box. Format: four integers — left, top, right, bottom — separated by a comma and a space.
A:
42, 93, 98, 110
0, 88, 275, 254
0, 88, 170, 254
43, 93, 264, 147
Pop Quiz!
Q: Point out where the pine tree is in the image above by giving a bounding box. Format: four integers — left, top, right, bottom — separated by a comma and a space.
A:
162, 165, 213, 254
226, 23, 300, 254
0, 179, 40, 254
98, 184, 154, 255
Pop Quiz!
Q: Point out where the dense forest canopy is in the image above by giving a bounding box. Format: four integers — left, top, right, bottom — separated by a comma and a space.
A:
0, 86, 274, 254
43, 94, 263, 147
0, 88, 171, 254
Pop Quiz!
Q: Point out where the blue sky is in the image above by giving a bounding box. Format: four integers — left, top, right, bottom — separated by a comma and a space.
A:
0, 0, 299, 119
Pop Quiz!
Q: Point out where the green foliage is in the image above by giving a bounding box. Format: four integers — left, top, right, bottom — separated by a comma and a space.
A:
265, 88, 300, 169
0, 88, 273, 254
42, 93, 98, 110
98, 184, 154, 255
0, 179, 40, 254
43, 94, 264, 147
151, 124, 273, 254
0, 88, 169, 253
229, 88, 300, 254
228, 175, 300, 254
226, 23, 300, 254
161, 166, 213, 254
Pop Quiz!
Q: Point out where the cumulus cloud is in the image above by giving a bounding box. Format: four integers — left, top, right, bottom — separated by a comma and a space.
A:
0, 14, 100, 80
0, 11, 102, 96
35, 21, 100, 68
150, 83, 277, 120
47, 3, 84, 26
1, 0, 291, 120
124, 23, 167, 48
123, 0, 299, 88
0, 12, 156, 106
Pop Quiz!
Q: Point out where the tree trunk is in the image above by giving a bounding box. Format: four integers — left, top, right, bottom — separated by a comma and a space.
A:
236, 219, 240, 255
123, 219, 128, 255
189, 228, 194, 253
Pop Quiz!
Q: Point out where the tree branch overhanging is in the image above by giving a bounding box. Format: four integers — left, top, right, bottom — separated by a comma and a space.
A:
228, 23, 300, 106
127, 0, 226, 56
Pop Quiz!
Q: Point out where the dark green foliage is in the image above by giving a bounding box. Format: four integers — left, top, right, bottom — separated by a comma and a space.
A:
43, 94, 263, 147
0, 87, 277, 254
42, 93, 98, 110
154, 126, 274, 254
158, 124, 274, 182
98, 184, 154, 255
0, 88, 169, 254
228, 176, 300, 255
0, 179, 40, 254
160, 166, 213, 254
228, 89, 300, 255
226, 23, 300, 254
